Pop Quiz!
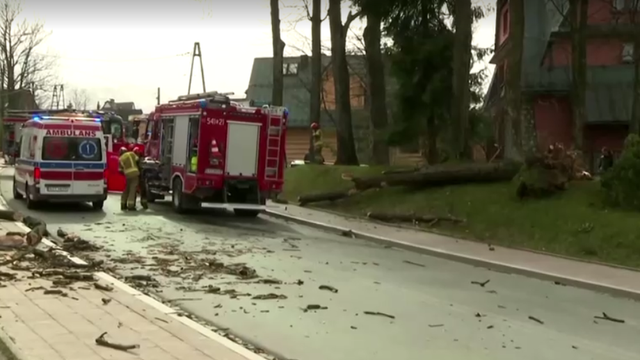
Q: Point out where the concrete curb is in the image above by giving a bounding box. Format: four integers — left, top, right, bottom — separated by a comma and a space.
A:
0, 168, 267, 360
265, 209, 640, 301
0, 326, 27, 360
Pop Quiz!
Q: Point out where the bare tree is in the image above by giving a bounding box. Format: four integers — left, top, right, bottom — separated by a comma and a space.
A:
0, 0, 55, 110
69, 88, 90, 110
271, 0, 285, 106
328, 0, 360, 165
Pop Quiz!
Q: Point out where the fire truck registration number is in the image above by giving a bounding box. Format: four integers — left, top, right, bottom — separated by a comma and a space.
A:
206, 118, 225, 126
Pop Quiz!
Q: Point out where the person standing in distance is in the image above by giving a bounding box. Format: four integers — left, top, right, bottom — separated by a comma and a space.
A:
118, 147, 140, 211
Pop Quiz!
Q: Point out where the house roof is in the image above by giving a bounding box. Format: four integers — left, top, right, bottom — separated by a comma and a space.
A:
245, 54, 368, 127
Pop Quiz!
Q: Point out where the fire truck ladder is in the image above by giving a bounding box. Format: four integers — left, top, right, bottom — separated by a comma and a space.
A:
264, 107, 286, 180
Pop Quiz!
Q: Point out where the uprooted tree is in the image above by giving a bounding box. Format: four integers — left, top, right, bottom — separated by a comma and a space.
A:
515, 143, 589, 199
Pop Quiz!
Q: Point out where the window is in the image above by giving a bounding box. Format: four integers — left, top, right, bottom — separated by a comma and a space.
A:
42, 137, 103, 162
501, 8, 509, 35
187, 117, 199, 173
283, 63, 299, 76
622, 43, 634, 62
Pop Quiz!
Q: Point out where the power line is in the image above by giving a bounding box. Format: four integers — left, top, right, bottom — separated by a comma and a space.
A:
35, 51, 192, 63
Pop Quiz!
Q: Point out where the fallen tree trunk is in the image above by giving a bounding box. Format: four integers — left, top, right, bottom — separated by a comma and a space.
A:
0, 210, 47, 246
350, 161, 521, 191
366, 212, 464, 225
298, 191, 351, 206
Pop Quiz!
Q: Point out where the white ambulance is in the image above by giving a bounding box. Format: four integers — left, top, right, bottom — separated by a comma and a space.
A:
13, 115, 108, 210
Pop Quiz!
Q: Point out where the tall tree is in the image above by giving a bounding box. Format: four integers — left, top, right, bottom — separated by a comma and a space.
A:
569, 0, 588, 150
629, 0, 640, 134
451, 0, 473, 159
327, 0, 360, 165
270, 0, 285, 106
0, 0, 54, 110
358, 0, 390, 165
307, 0, 323, 157
504, 0, 525, 159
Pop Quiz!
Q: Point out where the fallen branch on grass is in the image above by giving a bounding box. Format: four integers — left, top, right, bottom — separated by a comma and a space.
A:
366, 212, 465, 226
298, 189, 358, 206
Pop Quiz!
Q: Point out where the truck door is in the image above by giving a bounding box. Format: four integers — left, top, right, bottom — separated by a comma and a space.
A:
160, 117, 175, 180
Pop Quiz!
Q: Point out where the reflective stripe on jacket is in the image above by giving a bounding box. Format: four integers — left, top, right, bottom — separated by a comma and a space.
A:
312, 129, 323, 147
119, 151, 140, 177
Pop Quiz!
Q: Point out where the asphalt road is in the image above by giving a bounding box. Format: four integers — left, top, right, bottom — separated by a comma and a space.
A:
1, 168, 639, 360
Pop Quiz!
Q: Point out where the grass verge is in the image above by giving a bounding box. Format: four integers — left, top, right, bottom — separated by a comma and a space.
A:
282, 165, 640, 268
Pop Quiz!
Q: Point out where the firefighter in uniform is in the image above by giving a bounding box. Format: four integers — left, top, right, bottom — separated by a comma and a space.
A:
133, 147, 148, 210
118, 147, 140, 211
310, 122, 324, 164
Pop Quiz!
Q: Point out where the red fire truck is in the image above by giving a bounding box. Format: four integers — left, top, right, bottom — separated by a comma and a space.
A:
140, 91, 287, 216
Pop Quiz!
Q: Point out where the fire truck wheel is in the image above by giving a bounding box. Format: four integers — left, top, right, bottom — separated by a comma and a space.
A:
171, 178, 187, 214
12, 177, 23, 200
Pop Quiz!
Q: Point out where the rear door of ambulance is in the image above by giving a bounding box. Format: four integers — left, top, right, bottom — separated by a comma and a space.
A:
71, 124, 106, 196
40, 125, 106, 197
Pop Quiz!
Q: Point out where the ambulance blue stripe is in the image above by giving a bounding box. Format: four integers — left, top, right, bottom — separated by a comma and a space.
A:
16, 159, 105, 170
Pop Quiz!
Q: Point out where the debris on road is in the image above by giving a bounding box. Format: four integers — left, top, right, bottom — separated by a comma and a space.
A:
94, 283, 114, 292
95, 332, 139, 352
56, 229, 102, 252
528, 316, 544, 325
471, 279, 490, 287
594, 312, 625, 324
428, 324, 444, 328
363, 311, 395, 319
102, 298, 112, 305
403, 260, 425, 267
303, 304, 328, 311
0, 210, 46, 247
319, 285, 338, 293
252, 293, 287, 300
256, 278, 282, 285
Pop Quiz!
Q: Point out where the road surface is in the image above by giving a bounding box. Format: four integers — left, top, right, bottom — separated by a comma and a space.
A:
1, 168, 639, 360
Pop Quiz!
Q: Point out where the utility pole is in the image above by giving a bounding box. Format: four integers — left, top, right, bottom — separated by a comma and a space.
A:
49, 84, 65, 109
187, 42, 206, 95
156, 87, 160, 105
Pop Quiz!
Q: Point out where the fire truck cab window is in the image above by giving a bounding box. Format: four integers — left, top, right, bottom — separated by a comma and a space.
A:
111, 122, 123, 139
188, 117, 199, 173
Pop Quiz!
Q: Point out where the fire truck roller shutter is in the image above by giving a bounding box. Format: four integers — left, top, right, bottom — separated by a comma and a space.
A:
225, 121, 260, 177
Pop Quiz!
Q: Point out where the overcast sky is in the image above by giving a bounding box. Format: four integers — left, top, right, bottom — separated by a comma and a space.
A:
20, 0, 495, 113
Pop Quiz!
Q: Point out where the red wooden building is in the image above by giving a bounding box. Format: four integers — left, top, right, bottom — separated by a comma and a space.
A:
484, 0, 638, 168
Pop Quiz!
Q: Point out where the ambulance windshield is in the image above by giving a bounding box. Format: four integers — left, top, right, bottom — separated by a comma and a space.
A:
42, 137, 103, 162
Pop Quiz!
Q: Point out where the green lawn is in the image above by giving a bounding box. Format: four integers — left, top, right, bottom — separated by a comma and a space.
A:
283, 165, 640, 268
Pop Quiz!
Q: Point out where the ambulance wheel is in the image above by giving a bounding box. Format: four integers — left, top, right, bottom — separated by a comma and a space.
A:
172, 178, 186, 214
91, 201, 104, 211
12, 177, 23, 200
25, 185, 38, 209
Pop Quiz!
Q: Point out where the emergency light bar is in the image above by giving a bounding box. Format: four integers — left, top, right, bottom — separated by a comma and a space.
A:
171, 91, 231, 103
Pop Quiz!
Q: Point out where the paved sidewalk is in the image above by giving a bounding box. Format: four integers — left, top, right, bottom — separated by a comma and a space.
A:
266, 203, 640, 300
0, 220, 264, 360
